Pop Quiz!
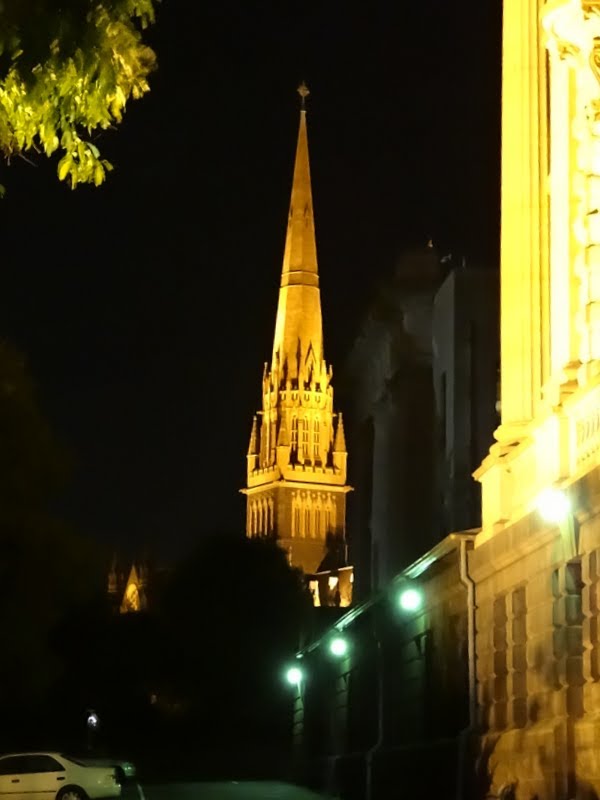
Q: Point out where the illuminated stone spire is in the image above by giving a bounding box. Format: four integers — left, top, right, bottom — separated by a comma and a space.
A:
242, 86, 351, 582
271, 82, 323, 385
247, 415, 259, 456
333, 412, 347, 474
334, 412, 347, 453
247, 414, 259, 473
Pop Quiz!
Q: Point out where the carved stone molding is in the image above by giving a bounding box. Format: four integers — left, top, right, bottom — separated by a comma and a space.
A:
543, 1, 600, 70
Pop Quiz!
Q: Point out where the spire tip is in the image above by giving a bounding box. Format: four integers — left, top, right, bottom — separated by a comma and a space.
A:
297, 81, 310, 110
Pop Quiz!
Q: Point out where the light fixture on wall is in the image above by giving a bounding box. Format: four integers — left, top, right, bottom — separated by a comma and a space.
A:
397, 585, 423, 613
536, 487, 571, 524
285, 665, 303, 686
536, 486, 579, 559
329, 635, 349, 658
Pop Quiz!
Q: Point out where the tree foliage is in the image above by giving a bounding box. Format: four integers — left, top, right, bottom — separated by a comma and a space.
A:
165, 532, 311, 659
0, 339, 70, 508
46, 535, 313, 765
0, 0, 158, 191
0, 339, 104, 716
161, 533, 313, 748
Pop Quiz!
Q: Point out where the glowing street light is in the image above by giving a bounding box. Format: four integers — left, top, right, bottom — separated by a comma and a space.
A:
536, 487, 571, 524
398, 586, 423, 613
285, 666, 303, 686
86, 711, 99, 730
85, 709, 100, 752
329, 636, 349, 658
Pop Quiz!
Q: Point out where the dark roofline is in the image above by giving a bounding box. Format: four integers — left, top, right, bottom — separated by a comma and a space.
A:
296, 530, 478, 658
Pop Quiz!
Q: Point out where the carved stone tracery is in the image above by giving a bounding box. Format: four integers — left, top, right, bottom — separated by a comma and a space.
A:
543, 0, 600, 382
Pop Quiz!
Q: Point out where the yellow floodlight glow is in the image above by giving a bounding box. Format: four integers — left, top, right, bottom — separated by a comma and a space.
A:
536, 487, 571, 524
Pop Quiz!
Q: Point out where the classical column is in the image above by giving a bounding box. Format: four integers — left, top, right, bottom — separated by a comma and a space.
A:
498, 0, 548, 438
547, 43, 574, 392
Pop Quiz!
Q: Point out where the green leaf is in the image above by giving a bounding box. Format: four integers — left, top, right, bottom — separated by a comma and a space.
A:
93, 163, 104, 186
57, 155, 72, 182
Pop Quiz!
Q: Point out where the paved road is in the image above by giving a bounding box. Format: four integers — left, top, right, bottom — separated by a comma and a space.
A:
131, 782, 336, 800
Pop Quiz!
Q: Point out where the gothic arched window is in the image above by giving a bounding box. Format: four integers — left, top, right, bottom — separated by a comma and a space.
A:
270, 421, 276, 464
313, 418, 320, 459
260, 500, 266, 534
293, 503, 301, 537
301, 418, 310, 460
268, 499, 274, 532
262, 499, 268, 533
325, 503, 333, 534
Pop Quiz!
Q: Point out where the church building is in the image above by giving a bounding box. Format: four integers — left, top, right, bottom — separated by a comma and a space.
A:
241, 85, 351, 601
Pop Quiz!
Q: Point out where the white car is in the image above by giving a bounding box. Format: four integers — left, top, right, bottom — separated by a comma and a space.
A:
0, 752, 121, 800
71, 758, 135, 784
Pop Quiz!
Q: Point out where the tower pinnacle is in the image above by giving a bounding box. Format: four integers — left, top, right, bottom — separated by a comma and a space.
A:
297, 81, 310, 109
271, 87, 323, 384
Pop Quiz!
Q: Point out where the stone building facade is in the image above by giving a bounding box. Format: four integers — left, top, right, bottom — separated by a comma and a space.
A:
342, 251, 498, 600
470, 1, 600, 797
290, 252, 500, 798
342, 244, 442, 597
432, 266, 499, 535
291, 2, 600, 799
291, 533, 475, 800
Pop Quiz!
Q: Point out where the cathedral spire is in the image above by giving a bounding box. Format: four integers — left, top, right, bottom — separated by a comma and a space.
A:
242, 87, 351, 583
271, 83, 323, 384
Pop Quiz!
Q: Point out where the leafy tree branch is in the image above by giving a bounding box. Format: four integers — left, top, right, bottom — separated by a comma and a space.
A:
0, 0, 158, 191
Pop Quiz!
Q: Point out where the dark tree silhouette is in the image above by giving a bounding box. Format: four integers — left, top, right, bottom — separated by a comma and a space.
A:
157, 532, 312, 770
0, 340, 104, 728
46, 533, 313, 778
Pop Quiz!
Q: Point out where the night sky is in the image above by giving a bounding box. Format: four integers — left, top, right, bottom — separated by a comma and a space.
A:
0, 1, 502, 562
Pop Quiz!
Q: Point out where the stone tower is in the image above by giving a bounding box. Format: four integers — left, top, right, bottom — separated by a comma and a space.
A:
475, 0, 600, 547
241, 85, 351, 575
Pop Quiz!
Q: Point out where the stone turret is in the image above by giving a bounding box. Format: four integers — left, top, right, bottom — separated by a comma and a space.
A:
333, 413, 348, 473
247, 415, 259, 472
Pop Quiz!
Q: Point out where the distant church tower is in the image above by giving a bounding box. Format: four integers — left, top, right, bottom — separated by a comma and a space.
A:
241, 84, 351, 576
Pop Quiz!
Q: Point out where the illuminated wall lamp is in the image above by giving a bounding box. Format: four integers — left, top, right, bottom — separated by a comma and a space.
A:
536, 487, 571, 524
536, 486, 579, 558
329, 636, 349, 658
285, 665, 303, 686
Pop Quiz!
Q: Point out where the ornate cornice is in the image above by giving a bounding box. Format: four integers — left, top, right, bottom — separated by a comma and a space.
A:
543, 0, 600, 70
582, 0, 600, 16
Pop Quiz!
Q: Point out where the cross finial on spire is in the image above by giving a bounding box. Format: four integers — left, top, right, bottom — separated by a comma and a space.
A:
297, 81, 310, 110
